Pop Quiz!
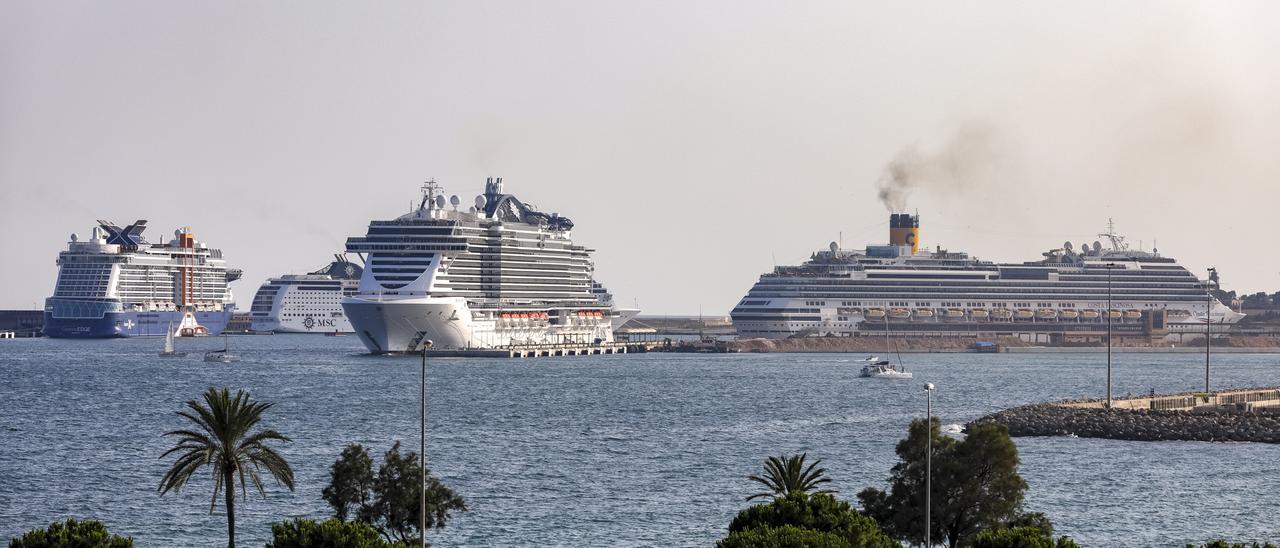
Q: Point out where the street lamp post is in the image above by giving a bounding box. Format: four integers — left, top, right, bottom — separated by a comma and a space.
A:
1105, 263, 1115, 408
1206, 268, 1217, 394
924, 382, 935, 547
420, 339, 433, 548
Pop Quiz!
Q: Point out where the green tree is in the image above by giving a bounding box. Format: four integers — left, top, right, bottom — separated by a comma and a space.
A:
723, 493, 899, 548
9, 518, 133, 548
747, 453, 836, 501
157, 388, 295, 548
266, 518, 409, 548
321, 442, 467, 544
322, 444, 375, 521
971, 527, 1079, 548
858, 419, 1035, 547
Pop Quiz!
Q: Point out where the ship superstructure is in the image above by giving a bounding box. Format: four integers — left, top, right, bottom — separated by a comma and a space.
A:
248, 255, 362, 333
731, 215, 1242, 339
342, 178, 631, 353
43, 220, 238, 338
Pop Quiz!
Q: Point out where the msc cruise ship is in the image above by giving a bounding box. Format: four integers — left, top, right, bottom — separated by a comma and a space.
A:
731, 214, 1242, 339
43, 220, 239, 338
342, 178, 631, 353
248, 256, 362, 333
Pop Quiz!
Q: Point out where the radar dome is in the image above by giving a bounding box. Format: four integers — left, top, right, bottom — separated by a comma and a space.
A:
829, 242, 839, 253
474, 195, 487, 209
1063, 241, 1073, 251
449, 195, 461, 207
70, 233, 79, 242
434, 195, 446, 208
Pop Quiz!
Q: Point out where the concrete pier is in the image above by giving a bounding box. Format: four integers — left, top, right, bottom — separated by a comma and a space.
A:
972, 387, 1280, 443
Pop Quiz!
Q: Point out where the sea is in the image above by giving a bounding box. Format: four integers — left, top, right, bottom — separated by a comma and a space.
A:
1, 336, 1277, 547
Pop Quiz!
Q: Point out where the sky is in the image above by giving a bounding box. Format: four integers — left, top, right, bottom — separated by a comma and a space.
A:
3, 1, 1280, 314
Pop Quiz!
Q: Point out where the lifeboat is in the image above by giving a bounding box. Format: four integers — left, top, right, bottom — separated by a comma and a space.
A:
865, 308, 886, 319
1081, 310, 1100, 320
992, 308, 1013, 319
914, 308, 935, 318
1107, 309, 1123, 319
945, 308, 965, 319
1036, 308, 1057, 320
889, 308, 911, 319
1059, 309, 1079, 320
1015, 309, 1034, 320
970, 309, 990, 320
1125, 309, 1142, 319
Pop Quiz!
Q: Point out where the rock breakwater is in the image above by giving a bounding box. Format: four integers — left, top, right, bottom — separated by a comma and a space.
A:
972, 403, 1280, 443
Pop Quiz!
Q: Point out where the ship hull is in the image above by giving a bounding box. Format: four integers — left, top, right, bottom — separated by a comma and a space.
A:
43, 308, 234, 338
343, 295, 616, 354
343, 296, 472, 354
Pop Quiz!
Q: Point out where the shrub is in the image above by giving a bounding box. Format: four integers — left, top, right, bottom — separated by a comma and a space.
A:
9, 518, 133, 548
971, 527, 1079, 548
725, 493, 899, 548
719, 525, 856, 548
266, 518, 409, 548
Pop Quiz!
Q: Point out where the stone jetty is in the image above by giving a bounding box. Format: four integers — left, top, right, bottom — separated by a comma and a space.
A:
971, 388, 1280, 443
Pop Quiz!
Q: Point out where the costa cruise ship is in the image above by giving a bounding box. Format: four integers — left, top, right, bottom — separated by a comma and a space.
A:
730, 214, 1243, 339
43, 220, 239, 338
247, 256, 362, 333
341, 178, 631, 353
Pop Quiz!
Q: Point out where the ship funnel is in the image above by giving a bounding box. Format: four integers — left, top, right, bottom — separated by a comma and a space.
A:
889, 213, 920, 253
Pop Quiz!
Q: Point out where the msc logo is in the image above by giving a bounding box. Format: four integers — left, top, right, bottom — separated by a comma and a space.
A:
302, 316, 337, 330
905, 232, 916, 246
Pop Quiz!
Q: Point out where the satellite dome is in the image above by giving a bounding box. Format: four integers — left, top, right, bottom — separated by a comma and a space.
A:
434, 195, 446, 208
449, 195, 461, 207
474, 195, 487, 209
829, 241, 839, 253
70, 233, 79, 242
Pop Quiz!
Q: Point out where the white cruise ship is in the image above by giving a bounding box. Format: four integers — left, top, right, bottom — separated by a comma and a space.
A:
43, 220, 239, 338
248, 256, 362, 333
342, 178, 633, 353
731, 214, 1243, 340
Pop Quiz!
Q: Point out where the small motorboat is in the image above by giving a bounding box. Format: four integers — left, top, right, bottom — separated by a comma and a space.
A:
861, 355, 881, 363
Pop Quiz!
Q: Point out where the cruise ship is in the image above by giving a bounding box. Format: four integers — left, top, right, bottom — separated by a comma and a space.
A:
43, 220, 239, 338
247, 256, 362, 333
341, 178, 633, 353
731, 214, 1243, 339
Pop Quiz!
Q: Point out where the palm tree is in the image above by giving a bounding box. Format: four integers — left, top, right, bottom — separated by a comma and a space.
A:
158, 388, 295, 548
747, 452, 835, 501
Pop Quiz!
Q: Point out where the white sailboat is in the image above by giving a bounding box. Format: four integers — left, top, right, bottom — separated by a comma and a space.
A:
859, 316, 912, 379
159, 323, 186, 358
203, 335, 240, 363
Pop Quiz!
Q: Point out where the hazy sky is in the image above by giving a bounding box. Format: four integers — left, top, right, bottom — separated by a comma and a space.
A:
4, 1, 1280, 314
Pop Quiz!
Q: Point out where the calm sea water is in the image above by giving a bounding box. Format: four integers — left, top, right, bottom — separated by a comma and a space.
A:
1, 336, 1278, 547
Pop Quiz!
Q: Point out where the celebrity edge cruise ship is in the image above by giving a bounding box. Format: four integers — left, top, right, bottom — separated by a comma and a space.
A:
342, 178, 627, 354
247, 256, 362, 333
43, 220, 239, 338
731, 214, 1243, 340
